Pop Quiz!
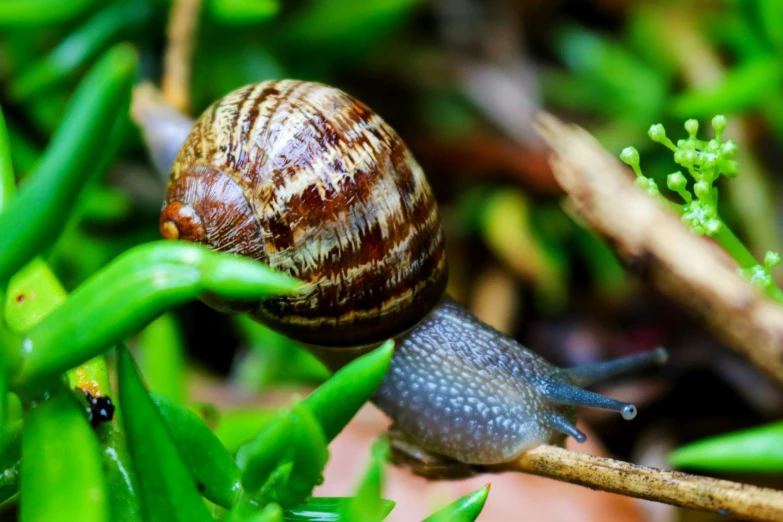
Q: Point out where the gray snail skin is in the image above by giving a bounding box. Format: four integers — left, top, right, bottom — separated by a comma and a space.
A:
141, 80, 667, 477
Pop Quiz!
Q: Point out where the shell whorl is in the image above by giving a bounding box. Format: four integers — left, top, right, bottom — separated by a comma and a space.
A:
163, 80, 447, 347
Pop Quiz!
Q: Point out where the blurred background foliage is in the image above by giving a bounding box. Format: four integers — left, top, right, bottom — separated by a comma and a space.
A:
3, 0, 783, 520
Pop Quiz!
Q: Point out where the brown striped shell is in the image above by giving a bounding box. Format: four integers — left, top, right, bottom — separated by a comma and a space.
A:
161, 80, 447, 348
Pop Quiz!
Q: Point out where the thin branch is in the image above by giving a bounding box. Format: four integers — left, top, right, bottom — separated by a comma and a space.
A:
491, 445, 783, 522
534, 112, 783, 386
162, 0, 202, 114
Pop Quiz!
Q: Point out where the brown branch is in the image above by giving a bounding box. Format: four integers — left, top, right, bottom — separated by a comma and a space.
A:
162, 0, 202, 113
492, 445, 783, 522
534, 112, 783, 386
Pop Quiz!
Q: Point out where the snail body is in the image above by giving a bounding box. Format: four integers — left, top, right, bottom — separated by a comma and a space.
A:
155, 80, 666, 471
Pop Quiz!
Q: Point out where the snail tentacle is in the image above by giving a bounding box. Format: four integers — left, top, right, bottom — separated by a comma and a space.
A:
565, 347, 668, 387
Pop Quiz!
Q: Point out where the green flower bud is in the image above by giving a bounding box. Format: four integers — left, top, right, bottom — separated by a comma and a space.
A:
765, 251, 781, 270
705, 218, 722, 236
620, 146, 640, 168
684, 119, 699, 137
721, 140, 737, 159
712, 115, 727, 139
667, 172, 687, 192
648, 124, 667, 143
694, 180, 710, 200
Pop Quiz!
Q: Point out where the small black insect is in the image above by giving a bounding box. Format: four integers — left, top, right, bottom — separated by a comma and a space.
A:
80, 389, 116, 427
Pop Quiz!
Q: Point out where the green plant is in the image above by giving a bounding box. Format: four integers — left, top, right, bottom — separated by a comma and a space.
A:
620, 115, 783, 303
0, 45, 489, 522
619, 114, 783, 476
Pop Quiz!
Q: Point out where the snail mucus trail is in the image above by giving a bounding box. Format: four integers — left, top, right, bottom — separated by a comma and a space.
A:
137, 80, 668, 478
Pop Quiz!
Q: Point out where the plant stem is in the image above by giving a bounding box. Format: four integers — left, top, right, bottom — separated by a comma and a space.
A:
495, 445, 783, 522
712, 225, 783, 304
713, 224, 759, 269
162, 0, 202, 113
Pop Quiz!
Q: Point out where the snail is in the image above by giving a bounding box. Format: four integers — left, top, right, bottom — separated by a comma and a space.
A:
140, 80, 667, 478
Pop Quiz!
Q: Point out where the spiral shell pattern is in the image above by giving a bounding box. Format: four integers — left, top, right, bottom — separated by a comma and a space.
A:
163, 80, 447, 347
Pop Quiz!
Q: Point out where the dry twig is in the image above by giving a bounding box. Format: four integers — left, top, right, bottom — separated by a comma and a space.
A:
534, 112, 783, 386
162, 0, 202, 113
493, 445, 783, 522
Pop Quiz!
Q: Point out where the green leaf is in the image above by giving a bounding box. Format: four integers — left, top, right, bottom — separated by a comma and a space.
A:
4, 259, 67, 333
236, 402, 329, 508
99, 423, 143, 522
208, 0, 279, 24
0, 44, 137, 284
137, 314, 186, 403
304, 340, 393, 442
20, 393, 108, 522
0, 105, 14, 211
0, 0, 99, 28
277, 0, 422, 59
118, 346, 212, 522
421, 484, 490, 522
341, 440, 389, 522
151, 392, 240, 507
284, 498, 395, 521
11, 0, 152, 100
275, 403, 328, 508
12, 242, 299, 388
236, 410, 297, 493
0, 421, 22, 505
671, 58, 783, 118
670, 421, 783, 472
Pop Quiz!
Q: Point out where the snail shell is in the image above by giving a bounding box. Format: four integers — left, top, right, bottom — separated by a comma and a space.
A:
161, 80, 447, 347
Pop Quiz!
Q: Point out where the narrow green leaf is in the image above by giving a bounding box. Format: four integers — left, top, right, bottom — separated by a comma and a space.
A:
151, 393, 240, 507
341, 440, 389, 522
278, 0, 421, 58
208, 0, 279, 24
671, 58, 783, 118
0, 0, 98, 27
421, 484, 490, 522
276, 403, 329, 508
284, 498, 395, 521
670, 421, 783, 472
0, 105, 14, 211
118, 346, 212, 522
304, 340, 393, 442
99, 424, 143, 522
12, 242, 299, 387
0, 44, 137, 284
11, 1, 151, 100
237, 411, 296, 493
4, 259, 67, 334
0, 421, 22, 505
21, 393, 108, 522
137, 314, 186, 403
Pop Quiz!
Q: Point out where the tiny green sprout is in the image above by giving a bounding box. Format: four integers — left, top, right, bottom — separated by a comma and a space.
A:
765, 251, 781, 270
712, 115, 727, 140
634, 176, 662, 199
684, 119, 699, 137
721, 140, 737, 159
667, 172, 692, 203
682, 200, 721, 237
693, 180, 711, 201
625, 116, 783, 304
620, 146, 642, 177
648, 124, 676, 151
